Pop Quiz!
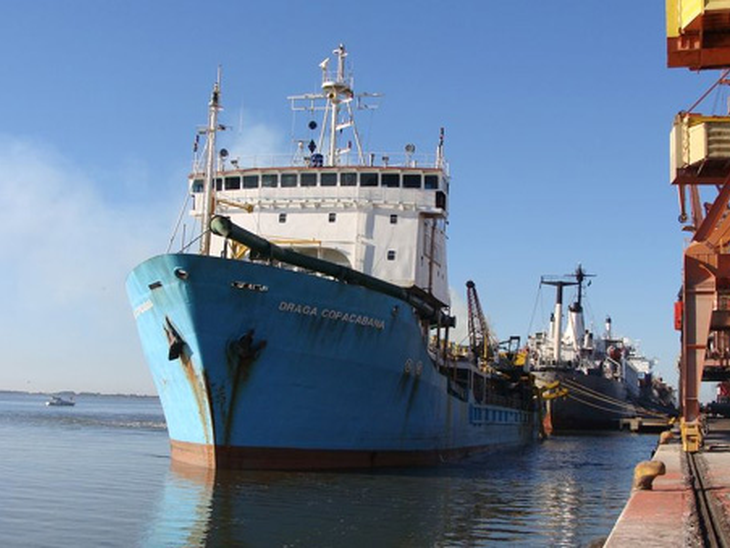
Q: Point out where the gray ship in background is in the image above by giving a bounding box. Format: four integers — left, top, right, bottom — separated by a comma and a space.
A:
526, 266, 676, 432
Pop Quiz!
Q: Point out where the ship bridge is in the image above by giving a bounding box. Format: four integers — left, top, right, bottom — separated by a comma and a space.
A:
189, 160, 450, 307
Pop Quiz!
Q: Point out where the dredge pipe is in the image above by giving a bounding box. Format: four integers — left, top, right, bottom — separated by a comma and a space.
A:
210, 215, 454, 326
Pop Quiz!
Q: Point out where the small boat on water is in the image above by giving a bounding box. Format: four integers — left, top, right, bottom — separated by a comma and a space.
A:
45, 395, 75, 407
526, 266, 676, 432
126, 45, 540, 470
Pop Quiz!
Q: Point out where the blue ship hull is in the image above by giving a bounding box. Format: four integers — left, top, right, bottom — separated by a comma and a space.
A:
127, 254, 538, 469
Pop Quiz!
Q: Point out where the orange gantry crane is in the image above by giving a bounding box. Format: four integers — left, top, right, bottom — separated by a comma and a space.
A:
668, 0, 730, 451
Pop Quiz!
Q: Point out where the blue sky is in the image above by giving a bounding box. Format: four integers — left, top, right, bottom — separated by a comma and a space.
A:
0, 1, 721, 398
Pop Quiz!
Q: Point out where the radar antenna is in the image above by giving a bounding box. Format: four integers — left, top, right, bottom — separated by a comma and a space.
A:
288, 44, 381, 166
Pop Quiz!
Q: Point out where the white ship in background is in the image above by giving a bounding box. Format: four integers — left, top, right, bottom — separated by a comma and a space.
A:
526, 266, 676, 431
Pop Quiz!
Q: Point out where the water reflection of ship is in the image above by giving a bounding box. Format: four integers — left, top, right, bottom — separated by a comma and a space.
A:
142, 461, 453, 547
142, 462, 213, 547
142, 439, 633, 547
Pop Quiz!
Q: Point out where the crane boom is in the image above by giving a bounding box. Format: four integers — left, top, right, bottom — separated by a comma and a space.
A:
466, 280, 494, 363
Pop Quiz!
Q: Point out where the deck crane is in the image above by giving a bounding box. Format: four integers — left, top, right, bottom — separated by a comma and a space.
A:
667, 0, 730, 452
466, 280, 496, 366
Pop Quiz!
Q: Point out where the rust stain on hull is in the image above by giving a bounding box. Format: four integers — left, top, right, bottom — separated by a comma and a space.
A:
179, 351, 214, 447
164, 316, 215, 448
222, 329, 267, 445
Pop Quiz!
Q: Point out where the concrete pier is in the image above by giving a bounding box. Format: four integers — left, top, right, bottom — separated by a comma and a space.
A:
606, 418, 730, 546
618, 417, 673, 433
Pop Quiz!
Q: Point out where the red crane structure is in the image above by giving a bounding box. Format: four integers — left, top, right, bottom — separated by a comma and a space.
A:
668, 0, 730, 451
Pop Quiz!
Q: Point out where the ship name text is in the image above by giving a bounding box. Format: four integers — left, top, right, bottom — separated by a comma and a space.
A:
278, 301, 385, 330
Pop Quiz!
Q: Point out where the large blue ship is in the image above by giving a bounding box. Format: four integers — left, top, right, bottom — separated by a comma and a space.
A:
127, 45, 539, 469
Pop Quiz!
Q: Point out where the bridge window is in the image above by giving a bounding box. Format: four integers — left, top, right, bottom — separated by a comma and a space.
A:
224, 176, 241, 190
360, 172, 378, 187
262, 174, 278, 188
215, 177, 223, 191
341, 172, 357, 186
281, 173, 297, 188
301, 173, 317, 187
403, 174, 421, 189
382, 173, 400, 188
192, 179, 204, 193
424, 175, 439, 189
321, 172, 337, 186
243, 175, 259, 188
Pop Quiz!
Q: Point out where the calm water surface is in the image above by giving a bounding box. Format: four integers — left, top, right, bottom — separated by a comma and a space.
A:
0, 392, 656, 547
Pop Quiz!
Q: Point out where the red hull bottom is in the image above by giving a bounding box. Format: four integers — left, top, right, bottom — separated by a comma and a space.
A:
170, 439, 525, 470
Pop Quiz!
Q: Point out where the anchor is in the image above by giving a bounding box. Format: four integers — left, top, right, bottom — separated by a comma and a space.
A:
228, 329, 267, 365
164, 317, 186, 361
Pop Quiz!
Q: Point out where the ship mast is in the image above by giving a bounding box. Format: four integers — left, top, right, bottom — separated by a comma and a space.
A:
199, 69, 223, 256
541, 266, 591, 363
542, 280, 573, 363
322, 44, 356, 166
290, 44, 378, 167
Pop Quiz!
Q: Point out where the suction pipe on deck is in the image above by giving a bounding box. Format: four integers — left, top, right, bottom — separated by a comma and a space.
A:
209, 215, 454, 327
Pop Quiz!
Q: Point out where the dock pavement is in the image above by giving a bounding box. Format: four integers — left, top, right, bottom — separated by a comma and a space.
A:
605, 417, 730, 547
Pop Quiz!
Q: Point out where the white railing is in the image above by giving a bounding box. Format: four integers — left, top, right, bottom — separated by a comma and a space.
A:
210, 151, 445, 171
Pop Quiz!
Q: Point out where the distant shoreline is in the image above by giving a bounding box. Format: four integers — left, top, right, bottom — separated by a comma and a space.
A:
0, 390, 158, 399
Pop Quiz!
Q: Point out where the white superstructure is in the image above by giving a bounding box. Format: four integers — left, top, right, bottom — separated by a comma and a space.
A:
187, 45, 451, 307
527, 269, 643, 397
